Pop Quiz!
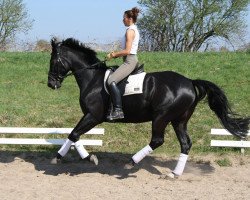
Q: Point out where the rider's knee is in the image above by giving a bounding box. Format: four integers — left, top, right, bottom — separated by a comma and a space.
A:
107, 77, 115, 86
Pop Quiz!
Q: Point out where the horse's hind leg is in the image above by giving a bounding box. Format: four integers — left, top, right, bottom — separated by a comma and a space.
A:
169, 107, 195, 178
125, 113, 169, 169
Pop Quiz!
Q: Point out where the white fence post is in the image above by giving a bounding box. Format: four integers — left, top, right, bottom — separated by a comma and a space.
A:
210, 129, 250, 154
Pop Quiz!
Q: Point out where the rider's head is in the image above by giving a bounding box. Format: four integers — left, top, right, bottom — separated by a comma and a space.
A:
123, 7, 140, 26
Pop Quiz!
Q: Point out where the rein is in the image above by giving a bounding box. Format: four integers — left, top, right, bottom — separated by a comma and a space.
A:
64, 59, 108, 78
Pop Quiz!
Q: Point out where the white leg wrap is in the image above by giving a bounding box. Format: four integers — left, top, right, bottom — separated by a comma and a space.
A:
58, 139, 73, 157
75, 141, 89, 159
173, 153, 188, 176
132, 145, 153, 164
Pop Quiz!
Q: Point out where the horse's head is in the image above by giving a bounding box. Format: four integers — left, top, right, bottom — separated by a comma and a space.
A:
47, 38, 70, 89
48, 37, 106, 90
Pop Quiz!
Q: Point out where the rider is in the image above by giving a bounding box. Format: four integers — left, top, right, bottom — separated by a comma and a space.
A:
106, 7, 140, 121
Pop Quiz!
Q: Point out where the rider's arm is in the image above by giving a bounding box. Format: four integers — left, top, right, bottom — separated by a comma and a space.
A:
111, 29, 135, 58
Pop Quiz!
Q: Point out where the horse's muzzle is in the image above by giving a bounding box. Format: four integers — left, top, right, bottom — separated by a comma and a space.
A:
47, 80, 61, 90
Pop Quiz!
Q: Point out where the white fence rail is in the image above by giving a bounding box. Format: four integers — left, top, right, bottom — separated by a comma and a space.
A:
210, 128, 250, 153
0, 127, 104, 146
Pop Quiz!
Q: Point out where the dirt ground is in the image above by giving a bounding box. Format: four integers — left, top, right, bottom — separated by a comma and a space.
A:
0, 151, 249, 200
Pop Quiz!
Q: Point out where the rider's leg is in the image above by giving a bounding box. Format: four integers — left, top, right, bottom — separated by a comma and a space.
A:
107, 55, 138, 84
107, 81, 124, 120
107, 55, 138, 120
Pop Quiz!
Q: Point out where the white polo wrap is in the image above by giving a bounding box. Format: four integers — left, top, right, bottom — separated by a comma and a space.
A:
132, 145, 153, 164
173, 153, 188, 176
75, 141, 89, 159
58, 139, 73, 157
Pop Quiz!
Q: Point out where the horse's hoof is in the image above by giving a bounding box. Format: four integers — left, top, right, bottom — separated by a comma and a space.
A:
124, 160, 135, 170
89, 154, 98, 165
160, 172, 177, 180
50, 157, 61, 165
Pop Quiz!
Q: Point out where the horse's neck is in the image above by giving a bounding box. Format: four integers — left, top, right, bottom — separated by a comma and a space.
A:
67, 50, 105, 94
73, 63, 105, 94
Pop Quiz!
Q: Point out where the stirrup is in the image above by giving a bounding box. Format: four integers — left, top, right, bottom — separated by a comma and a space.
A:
107, 108, 124, 121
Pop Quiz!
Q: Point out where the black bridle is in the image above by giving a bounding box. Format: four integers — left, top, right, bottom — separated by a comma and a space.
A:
49, 47, 109, 82
48, 51, 68, 83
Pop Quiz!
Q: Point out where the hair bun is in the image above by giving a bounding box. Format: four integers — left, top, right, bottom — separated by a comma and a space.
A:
132, 7, 140, 16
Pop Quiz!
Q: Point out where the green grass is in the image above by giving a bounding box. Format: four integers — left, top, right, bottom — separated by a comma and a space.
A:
215, 157, 232, 167
0, 51, 249, 155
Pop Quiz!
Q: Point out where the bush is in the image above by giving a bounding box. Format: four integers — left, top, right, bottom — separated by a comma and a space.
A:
35, 40, 51, 52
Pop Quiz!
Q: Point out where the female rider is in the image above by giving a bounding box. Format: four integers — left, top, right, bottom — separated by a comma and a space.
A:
106, 7, 140, 121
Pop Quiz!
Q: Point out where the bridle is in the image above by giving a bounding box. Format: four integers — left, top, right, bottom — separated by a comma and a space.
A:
48, 51, 69, 83
48, 45, 109, 82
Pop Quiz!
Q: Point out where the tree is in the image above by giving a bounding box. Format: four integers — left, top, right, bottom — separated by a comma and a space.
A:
137, 0, 250, 52
0, 0, 33, 50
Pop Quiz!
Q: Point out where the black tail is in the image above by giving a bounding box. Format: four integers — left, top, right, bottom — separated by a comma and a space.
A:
192, 79, 249, 139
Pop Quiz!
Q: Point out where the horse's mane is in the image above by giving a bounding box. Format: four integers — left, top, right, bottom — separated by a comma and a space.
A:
61, 38, 98, 62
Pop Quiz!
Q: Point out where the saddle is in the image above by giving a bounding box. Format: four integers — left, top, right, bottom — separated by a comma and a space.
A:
110, 62, 145, 75
104, 63, 146, 96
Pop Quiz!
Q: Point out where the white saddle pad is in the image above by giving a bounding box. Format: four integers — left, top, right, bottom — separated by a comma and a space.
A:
104, 70, 146, 96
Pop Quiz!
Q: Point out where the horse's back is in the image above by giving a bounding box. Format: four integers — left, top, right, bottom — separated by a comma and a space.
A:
145, 70, 192, 85
143, 70, 194, 95
144, 70, 196, 112
120, 70, 196, 123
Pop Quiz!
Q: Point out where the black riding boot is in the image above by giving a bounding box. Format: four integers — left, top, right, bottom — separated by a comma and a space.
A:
107, 82, 124, 121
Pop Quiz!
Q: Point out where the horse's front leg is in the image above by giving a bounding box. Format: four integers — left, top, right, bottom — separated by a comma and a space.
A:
51, 113, 99, 165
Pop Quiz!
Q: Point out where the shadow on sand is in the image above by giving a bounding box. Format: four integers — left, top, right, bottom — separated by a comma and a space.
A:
0, 150, 215, 179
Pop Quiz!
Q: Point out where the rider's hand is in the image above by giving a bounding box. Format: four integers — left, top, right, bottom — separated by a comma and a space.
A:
106, 52, 115, 61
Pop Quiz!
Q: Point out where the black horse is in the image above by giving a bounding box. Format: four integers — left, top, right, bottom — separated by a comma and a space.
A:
48, 38, 249, 178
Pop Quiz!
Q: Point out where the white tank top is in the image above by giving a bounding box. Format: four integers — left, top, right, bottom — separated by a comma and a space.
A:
121, 24, 139, 54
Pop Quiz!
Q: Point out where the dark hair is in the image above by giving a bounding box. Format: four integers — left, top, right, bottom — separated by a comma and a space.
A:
124, 7, 140, 23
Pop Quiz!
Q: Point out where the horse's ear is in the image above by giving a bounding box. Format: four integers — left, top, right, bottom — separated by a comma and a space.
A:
51, 37, 61, 48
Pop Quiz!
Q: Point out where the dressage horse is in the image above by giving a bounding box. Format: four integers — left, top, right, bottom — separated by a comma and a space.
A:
47, 38, 249, 178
